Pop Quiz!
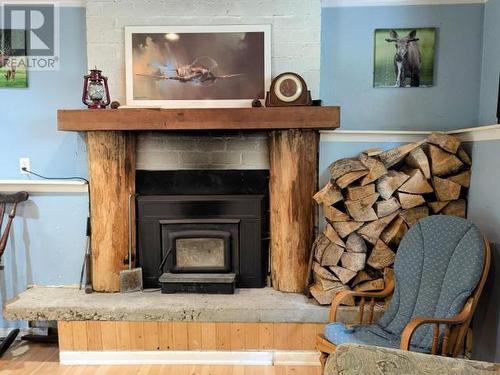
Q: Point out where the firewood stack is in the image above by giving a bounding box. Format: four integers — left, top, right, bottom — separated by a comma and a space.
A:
309, 132, 471, 305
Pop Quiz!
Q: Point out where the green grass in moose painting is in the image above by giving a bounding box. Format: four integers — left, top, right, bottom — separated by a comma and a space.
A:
374, 28, 436, 88
0, 65, 28, 88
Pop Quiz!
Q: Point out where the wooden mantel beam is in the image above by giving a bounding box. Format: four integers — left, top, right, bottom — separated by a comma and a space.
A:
58, 107, 340, 131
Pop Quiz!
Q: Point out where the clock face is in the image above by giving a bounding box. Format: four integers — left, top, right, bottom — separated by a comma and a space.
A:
274, 74, 303, 102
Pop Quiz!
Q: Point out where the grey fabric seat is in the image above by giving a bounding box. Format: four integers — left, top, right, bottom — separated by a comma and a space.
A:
324, 215, 485, 352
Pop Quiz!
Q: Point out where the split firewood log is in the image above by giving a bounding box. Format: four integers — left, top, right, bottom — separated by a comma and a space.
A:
340, 252, 366, 272
313, 262, 339, 281
323, 205, 350, 222
378, 142, 423, 168
323, 223, 346, 248
351, 269, 376, 287
345, 193, 379, 222
399, 206, 429, 227
360, 154, 388, 185
433, 176, 461, 201
347, 184, 376, 201
397, 192, 426, 210
329, 158, 367, 180
427, 132, 461, 154
329, 266, 358, 285
321, 242, 345, 267
376, 197, 401, 218
314, 273, 341, 290
310, 283, 352, 306
346, 232, 367, 253
457, 146, 472, 166
313, 235, 331, 263
367, 240, 396, 270
405, 147, 431, 179
398, 169, 433, 194
332, 221, 364, 238
448, 170, 471, 188
428, 201, 450, 214
313, 181, 343, 206
428, 144, 464, 176
336, 170, 369, 189
353, 278, 385, 292
357, 211, 399, 245
362, 148, 384, 157
377, 171, 410, 200
441, 199, 466, 218
380, 216, 408, 248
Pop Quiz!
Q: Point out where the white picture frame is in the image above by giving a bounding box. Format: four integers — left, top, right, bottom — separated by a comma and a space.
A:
125, 25, 271, 108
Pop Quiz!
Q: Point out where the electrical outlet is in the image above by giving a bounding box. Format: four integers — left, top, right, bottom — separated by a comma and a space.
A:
19, 157, 30, 174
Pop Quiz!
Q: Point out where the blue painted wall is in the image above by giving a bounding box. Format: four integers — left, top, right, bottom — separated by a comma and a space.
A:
0, 7, 88, 328
478, 0, 500, 125
321, 4, 484, 130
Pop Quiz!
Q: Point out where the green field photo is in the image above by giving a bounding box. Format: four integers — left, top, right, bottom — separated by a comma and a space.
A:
1, 29, 28, 88
0, 64, 28, 88
374, 28, 436, 88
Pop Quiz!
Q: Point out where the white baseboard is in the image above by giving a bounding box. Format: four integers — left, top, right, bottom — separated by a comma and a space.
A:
59, 350, 321, 366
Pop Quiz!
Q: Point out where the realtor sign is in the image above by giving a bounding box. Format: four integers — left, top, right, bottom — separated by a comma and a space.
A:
1, 2, 60, 70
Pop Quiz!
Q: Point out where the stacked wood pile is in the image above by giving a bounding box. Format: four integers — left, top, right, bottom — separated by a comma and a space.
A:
309, 132, 471, 305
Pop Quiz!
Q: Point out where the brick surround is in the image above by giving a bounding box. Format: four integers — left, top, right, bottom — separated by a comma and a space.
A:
86, 0, 321, 170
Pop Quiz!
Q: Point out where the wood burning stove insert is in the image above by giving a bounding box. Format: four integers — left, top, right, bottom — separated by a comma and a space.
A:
137, 194, 267, 294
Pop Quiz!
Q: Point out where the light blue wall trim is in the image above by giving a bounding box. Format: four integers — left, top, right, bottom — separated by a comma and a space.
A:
0, 7, 88, 328
478, 0, 500, 125
320, 4, 484, 130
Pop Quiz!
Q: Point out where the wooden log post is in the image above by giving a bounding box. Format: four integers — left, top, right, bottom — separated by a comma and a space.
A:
269, 129, 319, 292
87, 131, 136, 292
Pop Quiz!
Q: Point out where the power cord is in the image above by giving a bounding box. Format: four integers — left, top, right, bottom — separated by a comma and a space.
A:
22, 167, 92, 290
21, 167, 90, 213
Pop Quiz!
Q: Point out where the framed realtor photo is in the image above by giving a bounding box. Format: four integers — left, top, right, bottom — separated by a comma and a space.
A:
125, 25, 271, 108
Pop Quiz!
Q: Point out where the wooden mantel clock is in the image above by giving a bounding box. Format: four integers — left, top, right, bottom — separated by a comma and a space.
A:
265, 72, 312, 107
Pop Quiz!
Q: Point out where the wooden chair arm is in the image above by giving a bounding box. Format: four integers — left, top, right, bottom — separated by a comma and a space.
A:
400, 298, 474, 354
329, 280, 395, 322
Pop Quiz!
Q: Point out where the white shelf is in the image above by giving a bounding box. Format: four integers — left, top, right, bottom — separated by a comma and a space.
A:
0, 180, 88, 193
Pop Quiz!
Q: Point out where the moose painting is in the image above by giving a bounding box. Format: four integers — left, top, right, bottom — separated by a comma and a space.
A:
374, 28, 436, 88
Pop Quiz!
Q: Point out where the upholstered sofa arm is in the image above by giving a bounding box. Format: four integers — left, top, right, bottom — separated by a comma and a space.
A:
324, 344, 500, 375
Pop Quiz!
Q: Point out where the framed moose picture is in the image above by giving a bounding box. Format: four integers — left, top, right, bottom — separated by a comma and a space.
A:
374, 28, 436, 88
125, 25, 271, 108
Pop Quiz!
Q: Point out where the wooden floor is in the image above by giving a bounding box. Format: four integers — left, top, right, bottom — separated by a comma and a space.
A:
0, 342, 322, 375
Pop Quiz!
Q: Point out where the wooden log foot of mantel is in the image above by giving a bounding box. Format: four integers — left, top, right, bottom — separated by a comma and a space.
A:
269, 129, 319, 293
87, 131, 136, 292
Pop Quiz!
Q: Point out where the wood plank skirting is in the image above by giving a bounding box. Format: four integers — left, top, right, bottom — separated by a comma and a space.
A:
58, 321, 324, 352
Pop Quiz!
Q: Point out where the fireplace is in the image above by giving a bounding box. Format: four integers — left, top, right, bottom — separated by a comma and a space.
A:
136, 170, 269, 293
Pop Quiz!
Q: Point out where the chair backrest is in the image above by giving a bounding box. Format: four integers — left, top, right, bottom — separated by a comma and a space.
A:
377, 215, 486, 351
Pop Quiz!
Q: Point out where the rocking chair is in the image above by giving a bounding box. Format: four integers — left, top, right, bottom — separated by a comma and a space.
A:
316, 215, 491, 367
0, 191, 29, 357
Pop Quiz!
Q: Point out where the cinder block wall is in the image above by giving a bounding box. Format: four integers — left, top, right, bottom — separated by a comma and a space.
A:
86, 0, 322, 170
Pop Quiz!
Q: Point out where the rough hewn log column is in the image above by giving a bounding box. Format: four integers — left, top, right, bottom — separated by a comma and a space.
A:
87, 131, 135, 292
269, 129, 319, 292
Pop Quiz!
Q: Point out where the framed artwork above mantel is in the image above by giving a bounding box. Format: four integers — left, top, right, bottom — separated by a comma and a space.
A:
125, 25, 271, 108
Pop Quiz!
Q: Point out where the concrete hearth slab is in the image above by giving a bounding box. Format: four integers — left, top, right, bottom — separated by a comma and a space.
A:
4, 287, 384, 323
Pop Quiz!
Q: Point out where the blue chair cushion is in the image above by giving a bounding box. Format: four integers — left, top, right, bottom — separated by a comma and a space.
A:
323, 216, 485, 352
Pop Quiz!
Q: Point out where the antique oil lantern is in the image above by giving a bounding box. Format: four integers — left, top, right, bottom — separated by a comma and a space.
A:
82, 67, 110, 109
